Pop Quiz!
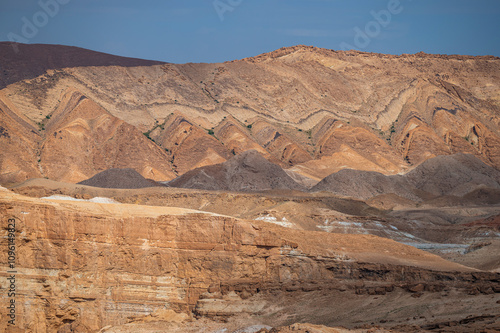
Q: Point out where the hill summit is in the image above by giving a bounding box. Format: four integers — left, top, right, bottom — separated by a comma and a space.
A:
167, 150, 305, 192
78, 168, 161, 189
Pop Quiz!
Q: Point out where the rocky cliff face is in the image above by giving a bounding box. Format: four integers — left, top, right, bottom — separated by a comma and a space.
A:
1, 43, 499, 184
1, 190, 499, 332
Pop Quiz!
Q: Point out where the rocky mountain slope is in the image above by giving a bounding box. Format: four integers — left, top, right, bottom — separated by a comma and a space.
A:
0, 42, 164, 90
311, 153, 500, 199
404, 153, 500, 196
1, 43, 500, 332
166, 150, 305, 192
1, 43, 499, 184
1, 188, 499, 332
10, 175, 500, 269
152, 151, 500, 203
77, 168, 161, 189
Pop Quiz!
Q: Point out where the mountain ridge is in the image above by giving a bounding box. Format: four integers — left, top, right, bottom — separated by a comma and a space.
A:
0, 42, 166, 90
239, 44, 500, 63
1, 43, 499, 185
166, 149, 306, 192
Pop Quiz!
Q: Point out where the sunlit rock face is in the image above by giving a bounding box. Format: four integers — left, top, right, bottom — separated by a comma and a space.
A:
1, 43, 500, 184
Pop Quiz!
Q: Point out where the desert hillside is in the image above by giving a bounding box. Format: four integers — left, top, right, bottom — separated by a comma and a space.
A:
1, 43, 500, 332
1, 43, 499, 184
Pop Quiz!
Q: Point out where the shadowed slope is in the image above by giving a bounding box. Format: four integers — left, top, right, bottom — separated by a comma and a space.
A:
311, 169, 417, 200
311, 154, 500, 200
405, 153, 500, 196
0, 42, 164, 89
167, 150, 305, 192
77, 168, 161, 189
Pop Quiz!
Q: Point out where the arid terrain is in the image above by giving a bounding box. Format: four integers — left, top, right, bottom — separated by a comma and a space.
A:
1, 43, 500, 185
1, 43, 499, 332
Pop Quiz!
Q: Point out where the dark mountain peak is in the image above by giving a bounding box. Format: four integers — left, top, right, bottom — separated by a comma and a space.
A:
167, 149, 305, 192
78, 168, 161, 189
0, 42, 166, 89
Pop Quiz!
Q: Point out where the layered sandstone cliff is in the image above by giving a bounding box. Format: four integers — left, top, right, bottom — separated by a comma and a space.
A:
1, 189, 499, 332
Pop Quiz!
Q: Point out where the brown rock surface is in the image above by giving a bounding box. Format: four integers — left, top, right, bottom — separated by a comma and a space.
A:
311, 153, 500, 200
167, 150, 305, 192
265, 323, 393, 333
0, 92, 42, 184
77, 168, 162, 189
1, 189, 499, 332
42, 89, 177, 183
404, 153, 500, 197
310, 169, 416, 201
1, 43, 500, 332
2, 43, 500, 184
249, 119, 313, 166
9, 177, 500, 247
214, 116, 285, 165
305, 118, 407, 178
150, 113, 232, 175
0, 88, 177, 184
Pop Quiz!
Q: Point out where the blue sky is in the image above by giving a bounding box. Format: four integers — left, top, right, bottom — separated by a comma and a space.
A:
1, 0, 499, 63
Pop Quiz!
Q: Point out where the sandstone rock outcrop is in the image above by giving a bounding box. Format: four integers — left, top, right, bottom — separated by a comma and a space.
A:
1, 189, 499, 332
